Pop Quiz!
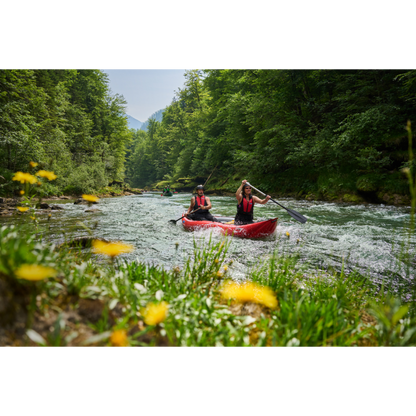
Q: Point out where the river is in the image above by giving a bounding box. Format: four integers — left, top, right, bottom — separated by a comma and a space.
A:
2, 192, 415, 288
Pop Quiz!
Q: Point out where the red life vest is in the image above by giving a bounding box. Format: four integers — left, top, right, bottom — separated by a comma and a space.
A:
194, 195, 208, 211
237, 195, 254, 215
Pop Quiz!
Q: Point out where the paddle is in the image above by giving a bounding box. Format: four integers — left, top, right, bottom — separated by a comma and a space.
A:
169, 207, 201, 224
246, 182, 308, 224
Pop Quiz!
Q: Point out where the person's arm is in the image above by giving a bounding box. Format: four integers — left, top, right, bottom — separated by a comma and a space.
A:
253, 195, 271, 205
204, 197, 213, 210
187, 197, 195, 214
236, 180, 246, 203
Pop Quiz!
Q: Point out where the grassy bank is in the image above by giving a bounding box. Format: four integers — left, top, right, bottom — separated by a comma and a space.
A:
2, 225, 416, 347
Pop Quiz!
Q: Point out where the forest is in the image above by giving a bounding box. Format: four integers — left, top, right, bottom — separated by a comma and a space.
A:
126, 70, 416, 204
0, 70, 131, 196
1, 69, 415, 204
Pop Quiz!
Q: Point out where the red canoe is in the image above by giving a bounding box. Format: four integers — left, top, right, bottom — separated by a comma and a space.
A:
182, 214, 278, 239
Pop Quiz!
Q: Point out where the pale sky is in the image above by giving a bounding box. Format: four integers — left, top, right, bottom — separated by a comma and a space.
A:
102, 70, 186, 122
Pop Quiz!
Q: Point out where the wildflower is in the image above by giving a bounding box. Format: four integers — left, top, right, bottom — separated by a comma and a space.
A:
286, 232, 290, 237
36, 170, 57, 181
17, 207, 29, 212
223, 265, 228, 271
217, 271, 223, 278
110, 329, 129, 347
12, 172, 37, 184
220, 281, 278, 309
30, 216, 36, 220
214, 259, 219, 263
82, 194, 99, 203
37, 182, 42, 186
15, 264, 57, 281
20, 190, 25, 195
141, 302, 169, 326
29, 161, 38, 168
92, 240, 134, 258
401, 167, 410, 175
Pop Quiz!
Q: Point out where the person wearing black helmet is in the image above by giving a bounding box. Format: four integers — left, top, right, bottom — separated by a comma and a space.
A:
235, 179, 271, 225
186, 185, 221, 222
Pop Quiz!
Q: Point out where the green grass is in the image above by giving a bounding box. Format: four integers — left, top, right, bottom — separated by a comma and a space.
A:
1, 225, 416, 347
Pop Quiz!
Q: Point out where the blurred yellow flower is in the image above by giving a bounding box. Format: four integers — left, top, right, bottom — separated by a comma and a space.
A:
110, 329, 129, 347
141, 302, 169, 326
82, 194, 100, 202
30, 216, 36, 220
216, 271, 223, 278
15, 264, 57, 281
20, 190, 25, 195
214, 259, 219, 263
12, 172, 37, 184
220, 281, 278, 309
29, 161, 38, 168
223, 265, 228, 271
17, 206, 29, 212
36, 170, 57, 181
37, 182, 42, 186
401, 167, 410, 174
92, 240, 134, 258
286, 232, 290, 237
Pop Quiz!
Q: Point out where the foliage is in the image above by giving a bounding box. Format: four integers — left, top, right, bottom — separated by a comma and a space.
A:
0, 70, 132, 196
125, 70, 413, 199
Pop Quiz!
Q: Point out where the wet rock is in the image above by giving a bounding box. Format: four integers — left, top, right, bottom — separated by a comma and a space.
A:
85, 209, 100, 213
74, 198, 84, 205
51, 205, 64, 210
59, 236, 109, 248
39, 203, 50, 209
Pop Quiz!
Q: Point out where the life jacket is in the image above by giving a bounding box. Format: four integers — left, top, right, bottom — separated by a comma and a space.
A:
194, 195, 209, 213
237, 195, 254, 216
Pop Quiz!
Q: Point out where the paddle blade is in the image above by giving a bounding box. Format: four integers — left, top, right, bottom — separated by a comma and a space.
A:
285, 207, 308, 224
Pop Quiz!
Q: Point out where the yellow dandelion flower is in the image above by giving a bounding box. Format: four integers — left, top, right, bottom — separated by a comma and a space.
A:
17, 206, 29, 212
20, 190, 25, 195
110, 329, 129, 347
223, 265, 228, 271
12, 172, 37, 184
216, 271, 223, 278
141, 302, 169, 326
15, 264, 57, 281
82, 194, 99, 203
92, 240, 134, 258
36, 170, 57, 181
255, 287, 279, 309
29, 161, 38, 168
220, 281, 278, 309
286, 232, 290, 237
214, 259, 219, 263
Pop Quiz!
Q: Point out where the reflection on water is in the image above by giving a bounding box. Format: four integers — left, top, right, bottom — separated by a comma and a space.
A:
2, 192, 415, 284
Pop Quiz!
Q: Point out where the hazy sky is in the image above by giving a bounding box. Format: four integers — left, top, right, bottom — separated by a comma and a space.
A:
102, 69, 186, 122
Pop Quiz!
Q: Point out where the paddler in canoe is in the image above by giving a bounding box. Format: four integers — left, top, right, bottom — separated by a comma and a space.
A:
235, 180, 271, 225
186, 185, 221, 222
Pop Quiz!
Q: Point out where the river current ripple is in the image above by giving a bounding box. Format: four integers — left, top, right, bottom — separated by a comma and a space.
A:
3, 192, 415, 287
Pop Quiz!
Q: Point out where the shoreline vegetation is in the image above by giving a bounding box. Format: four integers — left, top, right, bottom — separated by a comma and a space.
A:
1, 225, 415, 347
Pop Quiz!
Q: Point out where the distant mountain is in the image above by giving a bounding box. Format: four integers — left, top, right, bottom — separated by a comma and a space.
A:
140, 108, 165, 131
126, 115, 143, 130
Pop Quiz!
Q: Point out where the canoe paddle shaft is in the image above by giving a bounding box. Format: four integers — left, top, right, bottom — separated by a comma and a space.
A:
246, 182, 308, 224
169, 207, 201, 224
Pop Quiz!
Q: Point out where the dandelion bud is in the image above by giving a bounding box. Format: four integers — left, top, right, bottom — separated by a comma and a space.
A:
20, 190, 25, 195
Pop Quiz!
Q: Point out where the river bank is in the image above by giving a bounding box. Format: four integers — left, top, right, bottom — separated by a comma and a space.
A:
153, 185, 411, 207
1, 225, 415, 347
